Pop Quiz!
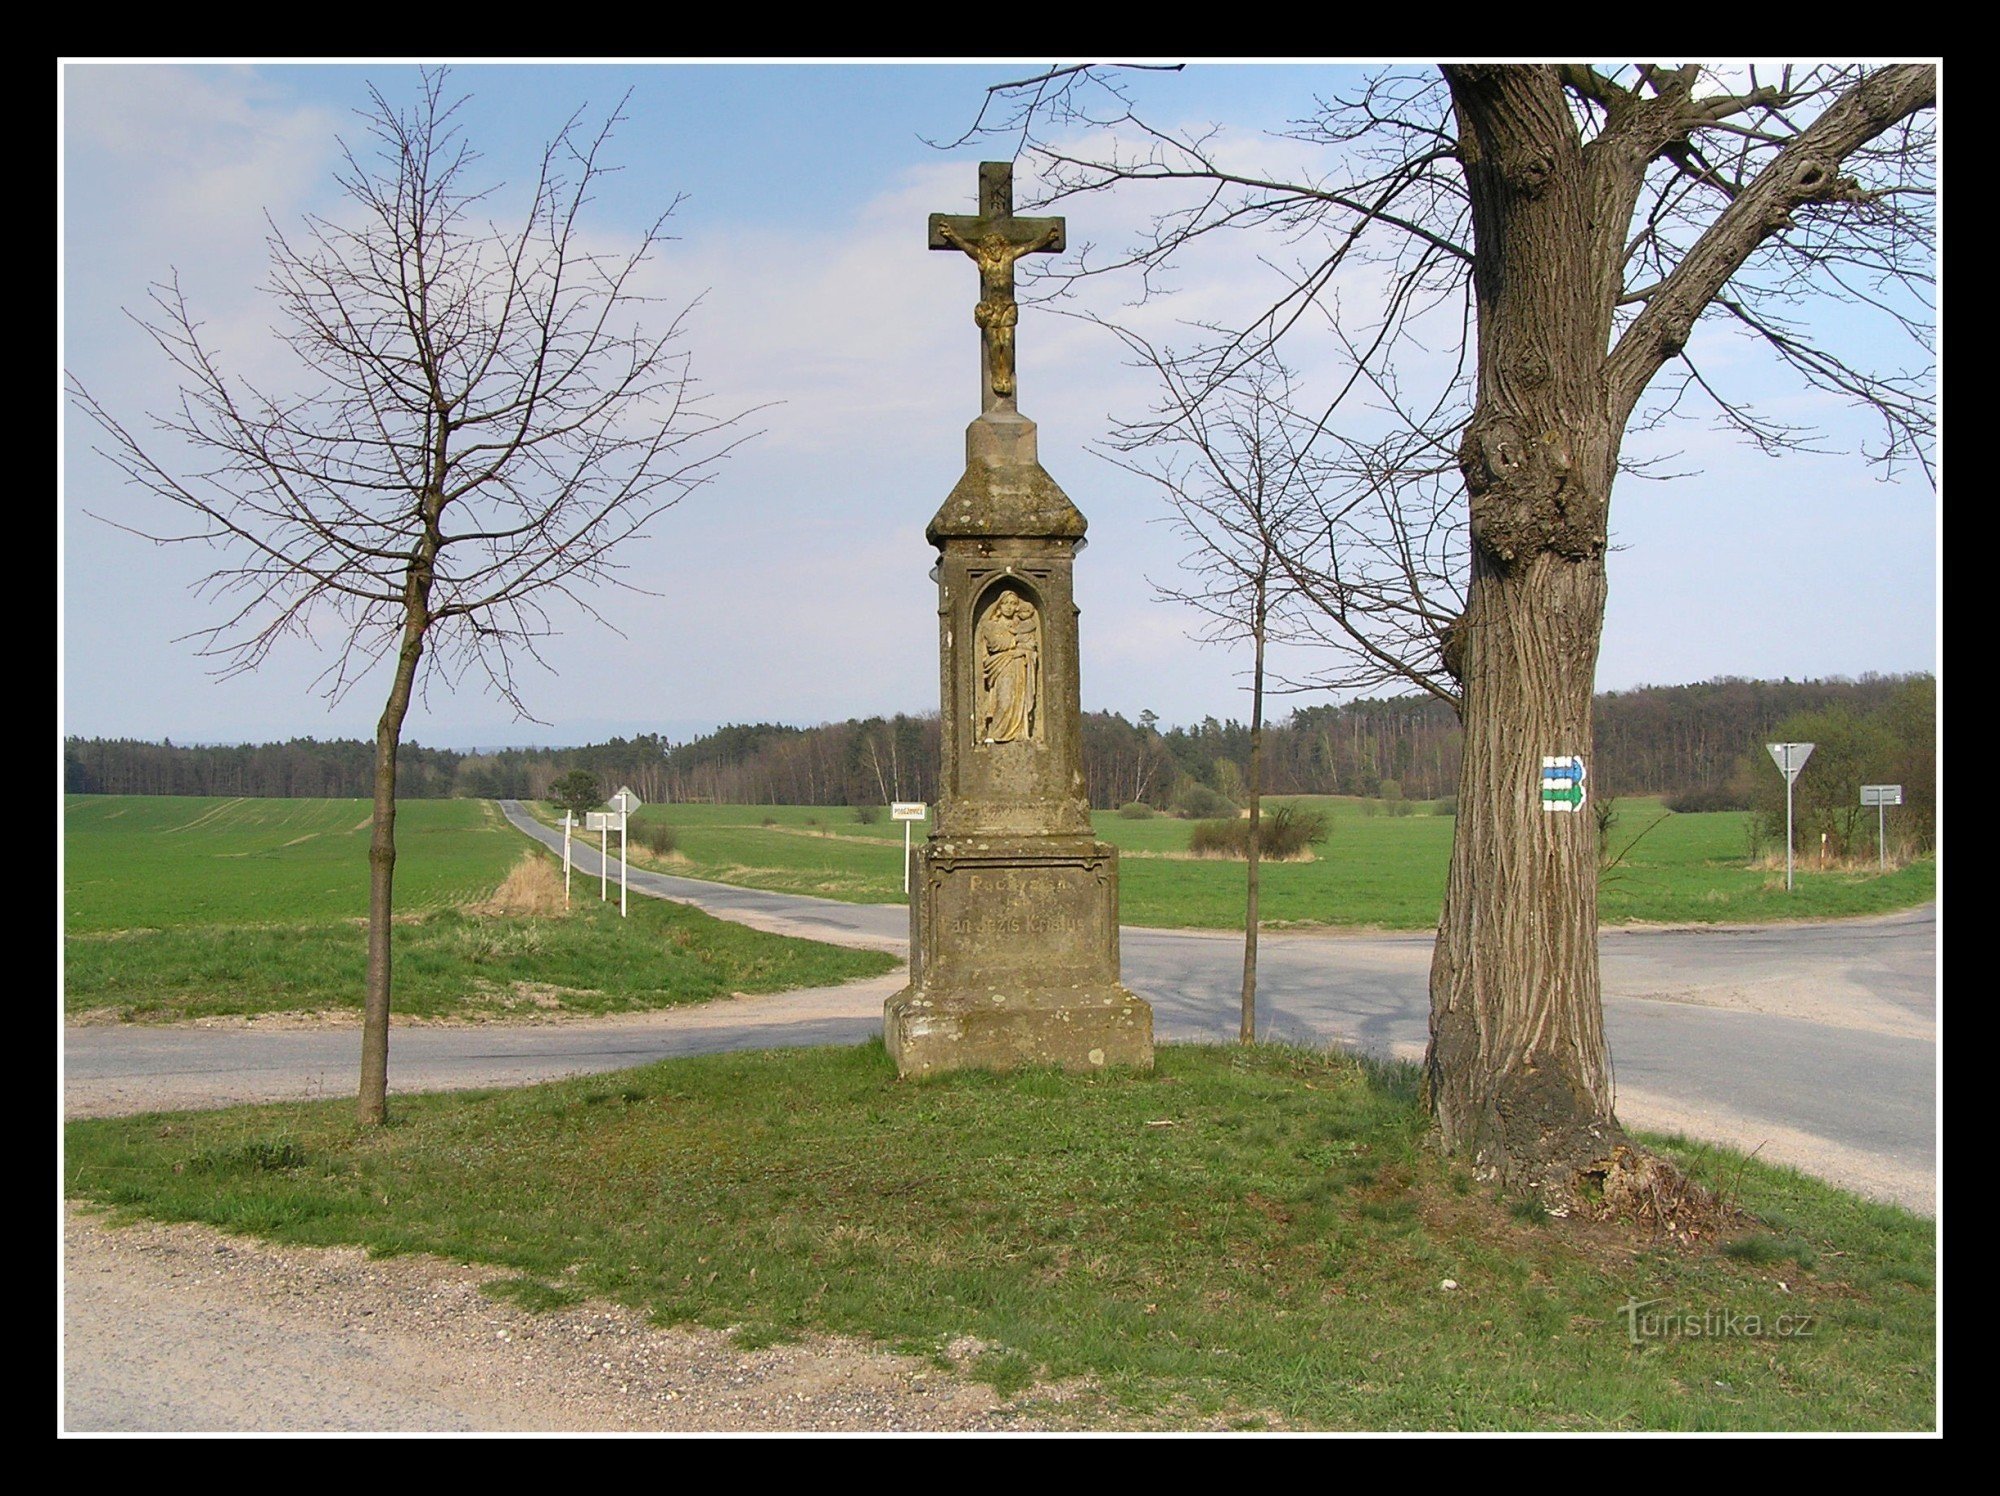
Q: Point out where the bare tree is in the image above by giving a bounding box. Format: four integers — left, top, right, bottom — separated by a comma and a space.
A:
67, 70, 755, 1125
1101, 341, 1324, 1043
968, 62, 1936, 1200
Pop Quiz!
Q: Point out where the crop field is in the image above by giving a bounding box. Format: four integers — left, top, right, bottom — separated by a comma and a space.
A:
62, 797, 894, 1021
64, 797, 517, 932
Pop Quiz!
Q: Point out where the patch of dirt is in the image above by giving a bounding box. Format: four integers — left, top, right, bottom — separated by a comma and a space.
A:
1581, 1145, 1752, 1245
1411, 1153, 1739, 1277
65, 1006, 362, 1031
497, 981, 598, 1011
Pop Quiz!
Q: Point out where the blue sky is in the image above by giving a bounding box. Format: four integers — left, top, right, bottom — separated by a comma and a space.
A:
60, 61, 1939, 750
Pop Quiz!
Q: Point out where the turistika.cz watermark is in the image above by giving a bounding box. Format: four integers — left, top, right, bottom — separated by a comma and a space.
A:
1617, 1297, 1816, 1345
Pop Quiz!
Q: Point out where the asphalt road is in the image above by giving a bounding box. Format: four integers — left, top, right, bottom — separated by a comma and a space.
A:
63, 800, 1938, 1212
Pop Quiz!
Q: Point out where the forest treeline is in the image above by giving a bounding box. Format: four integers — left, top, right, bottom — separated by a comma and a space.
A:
65, 673, 1933, 840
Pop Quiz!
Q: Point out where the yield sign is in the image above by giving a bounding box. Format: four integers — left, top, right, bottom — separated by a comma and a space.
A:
1540, 755, 1586, 812
1765, 742, 1815, 784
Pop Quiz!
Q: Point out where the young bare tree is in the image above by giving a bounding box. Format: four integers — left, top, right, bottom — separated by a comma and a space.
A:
68, 70, 755, 1125
1101, 342, 1323, 1043
967, 63, 1936, 1201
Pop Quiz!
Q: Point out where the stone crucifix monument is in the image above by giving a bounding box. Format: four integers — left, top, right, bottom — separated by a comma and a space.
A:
883, 162, 1154, 1078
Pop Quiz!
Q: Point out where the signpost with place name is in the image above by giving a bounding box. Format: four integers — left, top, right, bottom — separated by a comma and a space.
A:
1766, 742, 1815, 891
1861, 783, 1903, 872
891, 802, 927, 893
1540, 756, 1586, 812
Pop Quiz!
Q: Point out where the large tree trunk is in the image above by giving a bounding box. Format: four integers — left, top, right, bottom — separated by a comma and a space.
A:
1422, 65, 1935, 1199
1424, 67, 1629, 1197
1426, 544, 1616, 1191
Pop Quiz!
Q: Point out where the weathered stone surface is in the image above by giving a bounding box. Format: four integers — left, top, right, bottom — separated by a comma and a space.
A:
885, 983, 1154, 1078
888, 163, 1153, 1079
888, 833, 1149, 1076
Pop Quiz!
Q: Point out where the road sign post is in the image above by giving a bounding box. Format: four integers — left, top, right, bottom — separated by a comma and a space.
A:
1766, 743, 1815, 891
891, 802, 927, 893
585, 811, 613, 901
610, 787, 642, 917
1861, 784, 1903, 872
562, 812, 574, 907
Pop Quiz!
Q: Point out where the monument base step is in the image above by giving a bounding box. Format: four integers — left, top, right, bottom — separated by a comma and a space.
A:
883, 983, 1153, 1079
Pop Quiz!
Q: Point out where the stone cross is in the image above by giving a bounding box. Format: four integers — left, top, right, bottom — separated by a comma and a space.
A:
889, 160, 1152, 1080
929, 162, 1065, 412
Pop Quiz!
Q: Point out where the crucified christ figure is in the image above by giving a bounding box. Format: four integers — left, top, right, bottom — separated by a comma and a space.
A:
933, 220, 1063, 402
929, 163, 1066, 411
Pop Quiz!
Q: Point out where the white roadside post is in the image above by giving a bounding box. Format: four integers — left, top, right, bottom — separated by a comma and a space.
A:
891, 802, 927, 894
1861, 784, 1903, 873
586, 810, 612, 901
563, 811, 574, 907
610, 787, 643, 918
1766, 742, 1816, 891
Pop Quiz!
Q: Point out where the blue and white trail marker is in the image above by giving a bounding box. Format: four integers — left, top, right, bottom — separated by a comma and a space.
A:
1541, 756, 1587, 812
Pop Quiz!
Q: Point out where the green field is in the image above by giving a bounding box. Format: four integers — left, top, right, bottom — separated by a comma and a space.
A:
63, 795, 520, 931
63, 797, 894, 1021
65, 1041, 1936, 1430
596, 797, 1935, 931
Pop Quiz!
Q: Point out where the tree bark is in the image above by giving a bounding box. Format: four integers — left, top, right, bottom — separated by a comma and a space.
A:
356, 621, 425, 1127
1424, 67, 1626, 1195
357, 503, 438, 1125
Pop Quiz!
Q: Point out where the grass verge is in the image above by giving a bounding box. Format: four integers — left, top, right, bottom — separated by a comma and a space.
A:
63, 1042, 1935, 1430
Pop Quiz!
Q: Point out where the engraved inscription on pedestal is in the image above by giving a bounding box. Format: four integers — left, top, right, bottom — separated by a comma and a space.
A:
917, 852, 1117, 989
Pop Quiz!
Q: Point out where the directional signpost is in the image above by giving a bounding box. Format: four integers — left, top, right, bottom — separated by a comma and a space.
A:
891, 802, 927, 893
1766, 742, 1815, 891
1540, 756, 1586, 812
1861, 783, 1903, 872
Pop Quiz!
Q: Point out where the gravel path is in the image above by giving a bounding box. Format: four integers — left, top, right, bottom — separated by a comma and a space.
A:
62, 1202, 1079, 1433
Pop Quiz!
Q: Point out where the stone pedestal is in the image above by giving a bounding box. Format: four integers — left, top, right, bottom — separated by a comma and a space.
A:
884, 410, 1154, 1077
886, 834, 1151, 1076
